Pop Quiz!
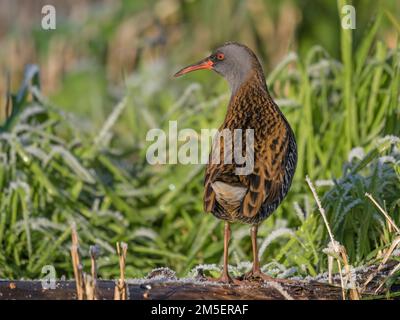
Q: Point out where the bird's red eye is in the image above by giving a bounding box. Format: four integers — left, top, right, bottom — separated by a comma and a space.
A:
217, 53, 225, 60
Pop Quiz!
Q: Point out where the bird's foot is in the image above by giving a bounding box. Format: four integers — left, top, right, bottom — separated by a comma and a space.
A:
242, 270, 292, 283
206, 273, 242, 285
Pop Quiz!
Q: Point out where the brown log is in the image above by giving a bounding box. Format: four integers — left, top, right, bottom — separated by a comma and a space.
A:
0, 278, 390, 300
0, 279, 342, 300
0, 262, 398, 300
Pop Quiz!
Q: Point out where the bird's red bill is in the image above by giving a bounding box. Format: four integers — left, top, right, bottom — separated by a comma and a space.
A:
174, 59, 214, 77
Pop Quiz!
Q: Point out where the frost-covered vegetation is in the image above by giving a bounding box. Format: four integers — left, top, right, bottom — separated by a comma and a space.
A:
0, 0, 399, 298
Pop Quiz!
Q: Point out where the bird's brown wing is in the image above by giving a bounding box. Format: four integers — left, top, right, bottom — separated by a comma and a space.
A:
239, 124, 290, 218
204, 166, 217, 213
204, 130, 241, 213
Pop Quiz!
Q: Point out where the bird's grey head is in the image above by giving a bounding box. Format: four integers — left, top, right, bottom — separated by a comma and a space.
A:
174, 42, 264, 94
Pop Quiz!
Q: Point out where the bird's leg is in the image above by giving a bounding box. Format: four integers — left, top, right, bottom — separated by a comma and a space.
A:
220, 222, 233, 282
207, 222, 240, 284
243, 224, 273, 281
244, 225, 289, 282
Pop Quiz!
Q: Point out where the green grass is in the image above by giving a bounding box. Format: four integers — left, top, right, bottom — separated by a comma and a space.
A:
0, 1, 399, 299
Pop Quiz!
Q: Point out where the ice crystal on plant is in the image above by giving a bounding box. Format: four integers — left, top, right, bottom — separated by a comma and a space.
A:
315, 179, 335, 187
258, 228, 296, 259
348, 147, 365, 162
293, 201, 305, 222
377, 135, 400, 146
146, 267, 177, 280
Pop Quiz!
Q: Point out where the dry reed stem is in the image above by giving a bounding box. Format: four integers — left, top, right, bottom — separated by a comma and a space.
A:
375, 261, 400, 293
365, 193, 400, 234
305, 176, 336, 247
85, 245, 100, 300
363, 193, 400, 293
90, 245, 98, 280
70, 224, 99, 300
336, 260, 346, 300
328, 255, 334, 284
340, 250, 360, 300
306, 176, 360, 300
362, 236, 400, 291
114, 242, 128, 300
84, 274, 96, 300
70, 222, 85, 300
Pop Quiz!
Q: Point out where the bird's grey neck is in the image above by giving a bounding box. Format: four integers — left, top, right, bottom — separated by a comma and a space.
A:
226, 70, 250, 95
227, 69, 267, 97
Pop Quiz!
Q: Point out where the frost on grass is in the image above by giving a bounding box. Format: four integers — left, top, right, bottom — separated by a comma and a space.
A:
93, 96, 128, 149
44, 146, 95, 184
376, 135, 400, 146
277, 267, 298, 279
293, 202, 304, 222
315, 179, 335, 187
130, 228, 159, 241
348, 147, 365, 162
125, 264, 224, 286
19, 105, 46, 122
187, 264, 221, 279
293, 197, 312, 222
258, 228, 296, 259
322, 240, 343, 259
24, 145, 49, 162
146, 267, 177, 281
378, 155, 397, 165
122, 260, 379, 288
